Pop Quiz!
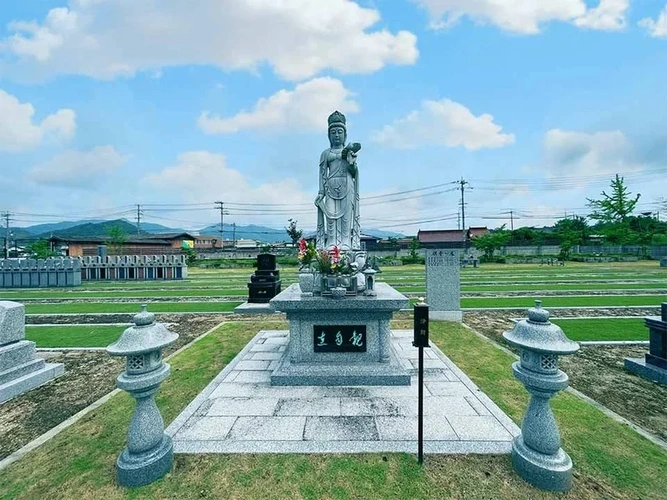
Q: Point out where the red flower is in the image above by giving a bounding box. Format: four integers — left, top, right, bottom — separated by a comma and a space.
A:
330, 245, 340, 263
298, 238, 307, 252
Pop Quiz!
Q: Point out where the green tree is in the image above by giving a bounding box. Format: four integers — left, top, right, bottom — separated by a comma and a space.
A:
24, 239, 57, 259
587, 174, 640, 224
409, 237, 420, 260
554, 216, 589, 246
471, 225, 511, 261
106, 225, 127, 255
285, 218, 303, 247
182, 247, 197, 266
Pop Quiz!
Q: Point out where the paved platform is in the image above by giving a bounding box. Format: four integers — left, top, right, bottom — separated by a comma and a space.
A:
166, 330, 520, 454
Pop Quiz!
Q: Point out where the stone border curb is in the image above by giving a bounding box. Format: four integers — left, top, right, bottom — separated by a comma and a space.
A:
0, 320, 228, 472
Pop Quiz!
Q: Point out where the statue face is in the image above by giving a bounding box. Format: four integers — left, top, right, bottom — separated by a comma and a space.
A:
329, 126, 345, 147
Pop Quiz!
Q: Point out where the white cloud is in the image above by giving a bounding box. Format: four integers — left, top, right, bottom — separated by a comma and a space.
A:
198, 77, 359, 135
142, 151, 315, 227
27, 145, 127, 187
574, 0, 628, 30
0, 89, 75, 152
638, 5, 667, 38
0, 0, 418, 82
413, 0, 628, 34
371, 98, 515, 150
543, 129, 643, 187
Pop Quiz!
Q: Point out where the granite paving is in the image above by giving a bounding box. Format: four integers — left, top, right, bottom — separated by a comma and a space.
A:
167, 329, 520, 454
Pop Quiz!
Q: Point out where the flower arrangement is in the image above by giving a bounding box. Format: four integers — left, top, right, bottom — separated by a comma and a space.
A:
313, 245, 354, 275
297, 238, 317, 271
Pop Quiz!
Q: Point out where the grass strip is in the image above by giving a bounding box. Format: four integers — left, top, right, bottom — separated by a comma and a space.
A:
25, 325, 125, 348
430, 322, 667, 499
461, 294, 667, 308
3, 289, 249, 299
24, 301, 242, 314
550, 318, 649, 342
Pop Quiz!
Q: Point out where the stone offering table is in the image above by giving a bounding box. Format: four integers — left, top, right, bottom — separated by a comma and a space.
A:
269, 283, 410, 386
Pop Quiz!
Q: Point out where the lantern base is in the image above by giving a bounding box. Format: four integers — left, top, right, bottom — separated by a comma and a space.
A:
116, 434, 174, 488
511, 435, 573, 492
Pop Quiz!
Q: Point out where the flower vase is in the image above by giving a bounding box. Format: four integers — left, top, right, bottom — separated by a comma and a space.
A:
298, 271, 314, 296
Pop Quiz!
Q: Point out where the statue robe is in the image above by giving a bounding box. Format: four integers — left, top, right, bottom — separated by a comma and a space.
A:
316, 147, 360, 251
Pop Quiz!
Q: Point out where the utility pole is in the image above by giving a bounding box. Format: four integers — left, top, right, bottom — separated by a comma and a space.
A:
232, 222, 236, 247
2, 212, 10, 259
510, 210, 514, 231
215, 201, 224, 247
136, 204, 142, 235
457, 210, 461, 230
454, 178, 470, 250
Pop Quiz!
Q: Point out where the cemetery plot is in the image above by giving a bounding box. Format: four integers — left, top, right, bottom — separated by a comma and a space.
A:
0, 316, 227, 463
0, 320, 664, 499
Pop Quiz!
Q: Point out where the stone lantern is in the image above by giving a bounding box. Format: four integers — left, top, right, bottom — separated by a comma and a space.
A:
107, 304, 179, 488
502, 300, 580, 492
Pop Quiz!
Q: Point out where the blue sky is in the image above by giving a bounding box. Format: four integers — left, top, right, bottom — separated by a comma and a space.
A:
0, 0, 666, 236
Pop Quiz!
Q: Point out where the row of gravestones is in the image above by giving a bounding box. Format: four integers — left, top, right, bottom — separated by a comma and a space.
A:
0, 255, 189, 287
79, 255, 187, 267
0, 258, 82, 288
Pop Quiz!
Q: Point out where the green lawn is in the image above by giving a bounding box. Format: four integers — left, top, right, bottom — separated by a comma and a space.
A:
1, 288, 249, 299
1, 321, 665, 499
26, 325, 125, 347
24, 301, 242, 314
550, 318, 649, 342
461, 294, 667, 308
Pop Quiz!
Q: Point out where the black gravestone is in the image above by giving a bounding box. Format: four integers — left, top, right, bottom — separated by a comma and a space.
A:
247, 253, 281, 303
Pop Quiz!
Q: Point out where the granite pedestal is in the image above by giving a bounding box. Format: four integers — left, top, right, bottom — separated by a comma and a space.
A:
269, 283, 410, 386
0, 301, 64, 403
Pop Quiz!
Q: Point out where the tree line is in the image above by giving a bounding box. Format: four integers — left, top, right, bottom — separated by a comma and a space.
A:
472, 175, 667, 261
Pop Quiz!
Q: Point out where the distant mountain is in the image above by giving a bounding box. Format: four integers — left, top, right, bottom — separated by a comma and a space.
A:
362, 229, 406, 239
137, 222, 187, 234
12, 218, 405, 243
198, 223, 287, 243
42, 219, 140, 239
18, 219, 106, 236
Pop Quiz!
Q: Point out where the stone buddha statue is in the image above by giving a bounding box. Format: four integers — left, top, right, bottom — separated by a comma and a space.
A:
315, 111, 362, 251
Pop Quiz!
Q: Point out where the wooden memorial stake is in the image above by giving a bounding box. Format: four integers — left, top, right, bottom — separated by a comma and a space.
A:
413, 298, 430, 465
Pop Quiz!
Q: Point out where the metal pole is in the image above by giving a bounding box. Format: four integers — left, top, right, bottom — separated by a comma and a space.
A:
418, 345, 424, 464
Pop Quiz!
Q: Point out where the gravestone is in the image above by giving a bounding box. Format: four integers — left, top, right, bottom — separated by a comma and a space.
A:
625, 302, 667, 385
425, 248, 462, 321
247, 253, 281, 303
0, 301, 64, 403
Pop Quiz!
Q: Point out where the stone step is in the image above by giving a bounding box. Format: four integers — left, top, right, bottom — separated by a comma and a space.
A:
0, 340, 37, 372
0, 358, 45, 386
0, 362, 64, 404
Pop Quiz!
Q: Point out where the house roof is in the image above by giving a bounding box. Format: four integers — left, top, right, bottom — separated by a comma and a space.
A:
417, 227, 488, 243
141, 232, 197, 240
49, 236, 174, 245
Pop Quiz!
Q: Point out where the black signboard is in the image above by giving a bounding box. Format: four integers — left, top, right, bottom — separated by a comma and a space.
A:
413, 302, 430, 348
313, 325, 367, 353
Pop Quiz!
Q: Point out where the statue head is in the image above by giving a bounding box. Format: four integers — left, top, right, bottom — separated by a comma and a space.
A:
328, 110, 347, 148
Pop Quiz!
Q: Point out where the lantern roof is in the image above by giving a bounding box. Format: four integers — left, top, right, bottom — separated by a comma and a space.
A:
107, 304, 178, 356
503, 301, 579, 355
